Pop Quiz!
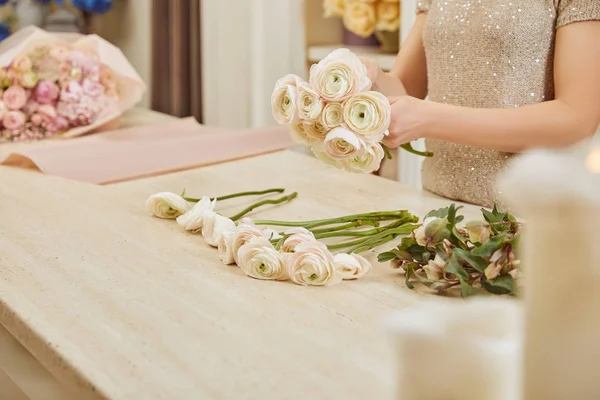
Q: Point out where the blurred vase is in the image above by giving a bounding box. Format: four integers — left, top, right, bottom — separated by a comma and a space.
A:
375, 30, 400, 54
342, 27, 379, 47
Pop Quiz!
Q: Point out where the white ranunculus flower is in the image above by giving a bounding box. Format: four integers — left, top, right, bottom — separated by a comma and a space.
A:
289, 122, 312, 145
320, 102, 344, 130
309, 48, 371, 102
217, 231, 236, 265
303, 120, 328, 142
281, 227, 316, 253
287, 241, 342, 286
324, 126, 364, 160
297, 83, 325, 121
343, 91, 391, 142
311, 146, 342, 168
333, 253, 372, 280
271, 74, 305, 125
340, 142, 384, 173
176, 196, 217, 232
146, 192, 192, 219
232, 223, 265, 264
202, 211, 236, 247
238, 236, 288, 280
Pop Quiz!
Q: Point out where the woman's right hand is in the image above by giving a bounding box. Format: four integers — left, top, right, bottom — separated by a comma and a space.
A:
360, 57, 383, 90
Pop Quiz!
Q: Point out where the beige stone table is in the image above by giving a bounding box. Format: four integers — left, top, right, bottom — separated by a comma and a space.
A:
0, 118, 482, 399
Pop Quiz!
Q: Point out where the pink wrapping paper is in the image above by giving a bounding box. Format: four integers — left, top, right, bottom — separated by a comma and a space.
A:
0, 118, 294, 184
0, 25, 146, 139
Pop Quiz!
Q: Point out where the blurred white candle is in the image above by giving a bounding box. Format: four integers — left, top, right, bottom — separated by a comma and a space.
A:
386, 298, 522, 400
499, 150, 600, 400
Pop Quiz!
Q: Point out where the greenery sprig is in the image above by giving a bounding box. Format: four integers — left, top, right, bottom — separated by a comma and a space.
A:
378, 204, 522, 297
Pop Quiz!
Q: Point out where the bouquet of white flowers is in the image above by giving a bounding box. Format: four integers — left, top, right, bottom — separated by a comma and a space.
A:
272, 48, 431, 174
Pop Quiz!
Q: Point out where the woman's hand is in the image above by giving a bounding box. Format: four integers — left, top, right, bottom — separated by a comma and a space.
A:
382, 96, 428, 148
360, 57, 383, 90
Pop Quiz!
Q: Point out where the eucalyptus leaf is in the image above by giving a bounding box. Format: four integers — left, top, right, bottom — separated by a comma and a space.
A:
459, 279, 479, 298
425, 206, 451, 220
445, 255, 470, 282
481, 275, 514, 295
471, 235, 507, 258
377, 251, 397, 263
489, 274, 517, 293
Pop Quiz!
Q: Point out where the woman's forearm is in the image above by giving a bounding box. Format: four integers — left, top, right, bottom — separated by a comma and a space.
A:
423, 99, 598, 153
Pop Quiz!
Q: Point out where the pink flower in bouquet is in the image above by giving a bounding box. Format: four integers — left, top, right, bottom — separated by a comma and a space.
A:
23, 99, 40, 114
81, 78, 104, 98
37, 104, 58, 123
49, 45, 70, 62
3, 86, 28, 110
69, 50, 87, 65
30, 113, 43, 126
60, 80, 84, 101
58, 62, 71, 76
3, 111, 26, 130
34, 80, 60, 104
0, 100, 7, 120
11, 55, 33, 72
45, 115, 69, 133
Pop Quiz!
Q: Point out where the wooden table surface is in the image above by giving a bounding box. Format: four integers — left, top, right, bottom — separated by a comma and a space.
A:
0, 111, 482, 399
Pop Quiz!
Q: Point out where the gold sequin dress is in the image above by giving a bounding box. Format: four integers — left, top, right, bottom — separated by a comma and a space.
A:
417, 0, 600, 208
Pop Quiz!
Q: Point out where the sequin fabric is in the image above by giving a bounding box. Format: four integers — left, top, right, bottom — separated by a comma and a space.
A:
417, 0, 600, 208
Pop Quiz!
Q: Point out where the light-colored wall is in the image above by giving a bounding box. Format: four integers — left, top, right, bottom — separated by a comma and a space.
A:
93, 1, 152, 108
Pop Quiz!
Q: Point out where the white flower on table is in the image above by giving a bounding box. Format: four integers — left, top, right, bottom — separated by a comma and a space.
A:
232, 223, 265, 265
176, 196, 216, 232
202, 210, 236, 247
309, 48, 371, 102
146, 192, 192, 219
217, 231, 236, 265
271, 74, 305, 125
238, 236, 288, 280
281, 227, 316, 253
342, 91, 390, 143
324, 126, 365, 160
333, 253, 372, 280
287, 241, 342, 286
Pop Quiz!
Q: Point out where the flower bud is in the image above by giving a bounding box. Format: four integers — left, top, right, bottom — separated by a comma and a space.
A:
466, 220, 491, 244
423, 217, 450, 246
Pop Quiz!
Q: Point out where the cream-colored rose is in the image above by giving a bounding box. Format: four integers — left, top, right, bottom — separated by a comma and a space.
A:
281, 227, 316, 253
146, 192, 192, 219
323, 0, 345, 18
217, 231, 236, 265
303, 120, 328, 142
176, 196, 217, 232
343, 1, 377, 38
343, 91, 390, 142
289, 123, 312, 146
324, 126, 365, 160
271, 74, 304, 125
232, 223, 265, 264
320, 102, 344, 130
376, 2, 400, 32
238, 236, 288, 280
202, 211, 236, 247
297, 83, 325, 121
287, 241, 342, 286
309, 48, 371, 102
340, 142, 384, 173
333, 253, 372, 280
311, 146, 342, 168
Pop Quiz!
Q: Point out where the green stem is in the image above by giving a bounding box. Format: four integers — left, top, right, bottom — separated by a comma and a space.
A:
228, 192, 298, 221
400, 143, 434, 158
183, 188, 285, 203
309, 221, 376, 235
382, 143, 393, 160
313, 218, 411, 239
253, 210, 413, 229
347, 224, 418, 254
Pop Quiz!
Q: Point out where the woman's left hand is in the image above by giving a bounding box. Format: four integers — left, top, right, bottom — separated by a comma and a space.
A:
382, 96, 428, 148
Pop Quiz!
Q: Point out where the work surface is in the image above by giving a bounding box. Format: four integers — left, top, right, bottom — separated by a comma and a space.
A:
0, 150, 481, 400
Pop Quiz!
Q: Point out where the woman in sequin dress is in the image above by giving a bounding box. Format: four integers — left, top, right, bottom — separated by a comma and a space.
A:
365, 0, 600, 208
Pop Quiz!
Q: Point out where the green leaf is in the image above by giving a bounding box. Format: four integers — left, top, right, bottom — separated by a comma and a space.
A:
452, 225, 468, 245
377, 251, 397, 263
425, 205, 451, 220
459, 279, 479, 298
447, 204, 464, 226
445, 255, 470, 282
453, 248, 488, 273
398, 236, 417, 251
404, 263, 417, 290
481, 274, 516, 295
471, 235, 507, 258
